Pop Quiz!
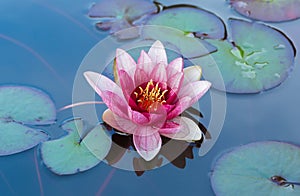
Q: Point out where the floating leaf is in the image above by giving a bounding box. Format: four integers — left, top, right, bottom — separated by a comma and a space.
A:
0, 85, 55, 155
0, 86, 56, 125
196, 18, 295, 93
142, 26, 216, 59
145, 5, 226, 39
211, 141, 300, 195
88, 0, 158, 39
229, 0, 300, 22
143, 5, 226, 58
0, 120, 49, 156
40, 118, 112, 175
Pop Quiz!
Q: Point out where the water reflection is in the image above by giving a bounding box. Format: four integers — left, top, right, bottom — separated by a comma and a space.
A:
103, 113, 207, 176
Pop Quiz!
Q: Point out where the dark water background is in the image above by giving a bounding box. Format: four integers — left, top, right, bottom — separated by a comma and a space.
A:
1, 0, 300, 195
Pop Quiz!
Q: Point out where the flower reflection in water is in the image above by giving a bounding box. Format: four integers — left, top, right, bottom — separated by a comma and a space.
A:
103, 108, 208, 176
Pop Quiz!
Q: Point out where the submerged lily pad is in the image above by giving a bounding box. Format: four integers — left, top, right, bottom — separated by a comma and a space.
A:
0, 85, 55, 156
40, 118, 112, 175
229, 0, 300, 22
143, 5, 226, 58
0, 86, 56, 125
211, 141, 300, 195
196, 18, 295, 93
88, 0, 158, 39
0, 120, 49, 156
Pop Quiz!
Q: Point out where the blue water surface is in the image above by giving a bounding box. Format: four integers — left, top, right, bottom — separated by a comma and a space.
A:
1, 0, 300, 195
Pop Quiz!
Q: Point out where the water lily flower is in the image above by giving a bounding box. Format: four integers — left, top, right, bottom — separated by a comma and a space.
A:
84, 40, 211, 161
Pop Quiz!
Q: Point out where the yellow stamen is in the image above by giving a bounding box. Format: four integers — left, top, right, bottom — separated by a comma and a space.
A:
134, 80, 168, 111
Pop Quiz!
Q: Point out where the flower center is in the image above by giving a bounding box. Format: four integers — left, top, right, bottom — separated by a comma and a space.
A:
133, 79, 168, 111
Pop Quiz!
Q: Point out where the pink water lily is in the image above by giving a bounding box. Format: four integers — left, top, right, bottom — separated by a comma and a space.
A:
84, 40, 211, 161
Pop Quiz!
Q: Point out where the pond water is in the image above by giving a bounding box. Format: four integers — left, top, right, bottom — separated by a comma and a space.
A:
1, 0, 300, 195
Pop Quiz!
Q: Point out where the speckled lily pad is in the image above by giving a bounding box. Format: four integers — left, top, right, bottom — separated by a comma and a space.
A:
211, 141, 300, 196
88, 0, 158, 39
0, 86, 56, 125
0, 120, 49, 156
143, 5, 226, 58
229, 0, 300, 22
40, 118, 112, 175
196, 18, 295, 93
0, 85, 55, 156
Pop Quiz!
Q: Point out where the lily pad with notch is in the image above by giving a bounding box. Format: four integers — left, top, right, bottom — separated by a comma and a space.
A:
40, 118, 112, 175
229, 0, 300, 22
195, 18, 295, 93
0, 120, 49, 156
0, 85, 55, 156
211, 141, 300, 195
142, 5, 226, 58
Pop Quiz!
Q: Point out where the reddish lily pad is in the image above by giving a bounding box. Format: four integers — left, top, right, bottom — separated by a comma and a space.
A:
40, 118, 112, 175
211, 141, 300, 195
88, 0, 158, 39
229, 0, 300, 22
196, 18, 295, 93
143, 5, 226, 58
0, 85, 55, 156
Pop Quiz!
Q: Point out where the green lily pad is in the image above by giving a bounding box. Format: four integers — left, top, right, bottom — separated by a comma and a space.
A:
0, 86, 56, 125
211, 141, 300, 196
40, 118, 112, 175
229, 0, 300, 22
143, 5, 226, 58
0, 85, 55, 156
142, 26, 216, 59
0, 120, 49, 156
145, 5, 226, 39
196, 18, 295, 93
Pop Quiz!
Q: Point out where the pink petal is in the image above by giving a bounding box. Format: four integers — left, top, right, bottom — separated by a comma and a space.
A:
102, 109, 136, 134
167, 71, 183, 96
162, 104, 176, 113
167, 96, 191, 120
133, 131, 162, 161
182, 65, 202, 86
178, 80, 211, 101
84, 71, 130, 119
166, 91, 178, 104
148, 102, 167, 127
148, 40, 168, 66
132, 110, 149, 124
160, 120, 180, 134
160, 117, 202, 141
134, 68, 149, 87
166, 58, 183, 78
119, 70, 135, 100
137, 50, 153, 77
116, 48, 137, 78
150, 62, 167, 84
167, 81, 211, 119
